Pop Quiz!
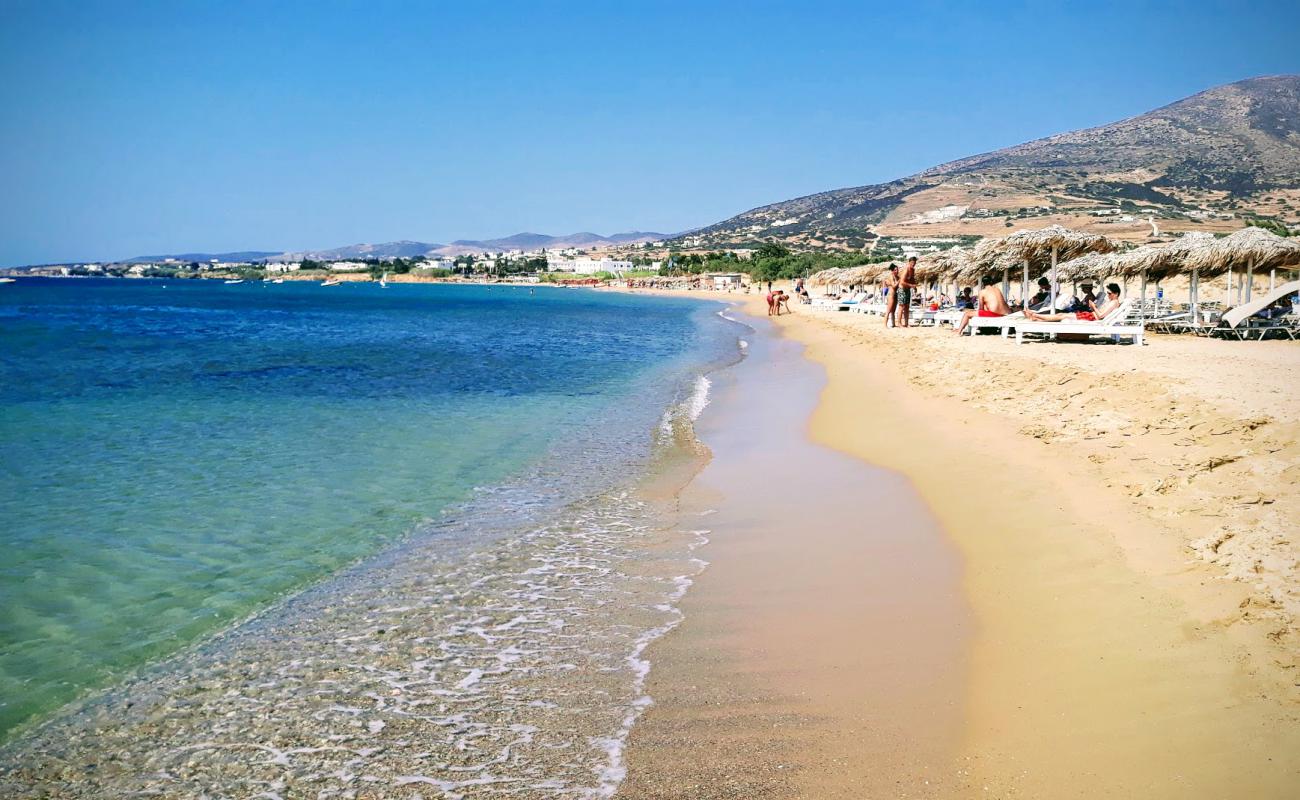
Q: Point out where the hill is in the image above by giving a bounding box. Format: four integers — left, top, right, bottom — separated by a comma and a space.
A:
678, 75, 1300, 252
128, 250, 284, 264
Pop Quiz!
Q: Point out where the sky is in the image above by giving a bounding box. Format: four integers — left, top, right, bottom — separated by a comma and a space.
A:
1, 0, 1298, 266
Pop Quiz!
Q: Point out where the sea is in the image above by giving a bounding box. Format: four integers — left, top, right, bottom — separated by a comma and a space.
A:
0, 277, 742, 797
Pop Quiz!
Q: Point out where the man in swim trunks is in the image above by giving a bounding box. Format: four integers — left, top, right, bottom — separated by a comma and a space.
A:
953, 275, 1011, 335
897, 256, 918, 328
882, 264, 899, 328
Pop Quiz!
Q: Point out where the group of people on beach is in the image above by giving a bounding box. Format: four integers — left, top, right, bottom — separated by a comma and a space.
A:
879, 257, 920, 328
869, 254, 1124, 334
767, 280, 799, 316
951, 275, 1123, 334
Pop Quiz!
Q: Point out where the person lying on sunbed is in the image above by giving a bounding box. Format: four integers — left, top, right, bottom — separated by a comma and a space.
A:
1255, 294, 1294, 320
953, 276, 1011, 335
1024, 283, 1121, 323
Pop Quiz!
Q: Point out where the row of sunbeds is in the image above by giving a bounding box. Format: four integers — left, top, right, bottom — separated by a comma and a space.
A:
812, 282, 1300, 342
812, 293, 1145, 344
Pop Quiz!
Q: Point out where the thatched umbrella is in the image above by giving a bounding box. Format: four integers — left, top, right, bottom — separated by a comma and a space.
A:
1104, 233, 1215, 317
1052, 251, 1121, 284
918, 247, 973, 302
1184, 227, 1300, 305
994, 225, 1119, 308
808, 267, 844, 288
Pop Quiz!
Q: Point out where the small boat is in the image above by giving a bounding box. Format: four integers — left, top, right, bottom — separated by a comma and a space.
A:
379, 272, 388, 288
0, 277, 16, 284
321, 278, 342, 287
224, 279, 244, 285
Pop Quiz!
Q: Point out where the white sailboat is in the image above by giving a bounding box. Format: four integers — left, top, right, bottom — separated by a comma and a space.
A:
379, 272, 388, 288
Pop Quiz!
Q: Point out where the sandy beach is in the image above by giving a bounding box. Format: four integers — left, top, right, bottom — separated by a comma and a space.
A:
615, 287, 1300, 797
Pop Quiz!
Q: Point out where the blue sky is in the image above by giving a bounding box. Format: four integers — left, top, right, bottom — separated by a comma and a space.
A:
1, 1, 1298, 265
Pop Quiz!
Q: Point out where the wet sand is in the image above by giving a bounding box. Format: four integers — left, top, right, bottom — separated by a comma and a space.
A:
618, 308, 969, 798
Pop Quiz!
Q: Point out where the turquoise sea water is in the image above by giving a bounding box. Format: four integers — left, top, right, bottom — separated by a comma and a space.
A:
0, 278, 729, 740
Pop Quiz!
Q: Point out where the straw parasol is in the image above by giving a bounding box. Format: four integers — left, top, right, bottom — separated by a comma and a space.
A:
1051, 251, 1121, 283
1189, 226, 1300, 306
1113, 233, 1215, 282
807, 267, 844, 287
919, 247, 972, 282
977, 225, 1118, 270
1183, 226, 1300, 278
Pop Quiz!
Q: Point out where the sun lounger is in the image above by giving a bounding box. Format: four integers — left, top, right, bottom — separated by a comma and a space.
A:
833, 292, 868, 311
1013, 301, 1144, 345
932, 309, 964, 327
964, 311, 1025, 336
1210, 280, 1300, 340
851, 301, 888, 316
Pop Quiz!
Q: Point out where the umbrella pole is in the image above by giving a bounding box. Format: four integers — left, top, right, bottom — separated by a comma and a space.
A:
1002, 268, 1010, 301
1022, 259, 1029, 309
1245, 260, 1254, 303
1191, 268, 1199, 326
1270, 268, 1276, 294
1140, 271, 1148, 320
1050, 247, 1058, 311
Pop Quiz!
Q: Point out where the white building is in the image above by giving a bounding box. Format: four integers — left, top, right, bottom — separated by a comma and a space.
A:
329, 261, 369, 272
547, 257, 633, 275
265, 262, 302, 273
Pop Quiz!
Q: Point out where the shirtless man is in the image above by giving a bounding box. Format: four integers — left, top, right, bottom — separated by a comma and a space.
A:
953, 275, 1011, 335
897, 255, 919, 328
882, 264, 899, 328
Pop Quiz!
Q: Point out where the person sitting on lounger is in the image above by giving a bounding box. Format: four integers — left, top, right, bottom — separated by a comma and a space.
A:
1024, 283, 1122, 323
955, 287, 975, 310
954, 276, 1012, 335
1027, 277, 1052, 311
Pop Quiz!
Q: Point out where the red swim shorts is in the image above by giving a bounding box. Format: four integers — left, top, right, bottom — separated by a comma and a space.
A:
977, 309, 1004, 317
1075, 311, 1096, 321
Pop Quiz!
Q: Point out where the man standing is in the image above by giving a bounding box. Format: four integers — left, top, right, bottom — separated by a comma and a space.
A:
882, 264, 900, 328
897, 256, 919, 328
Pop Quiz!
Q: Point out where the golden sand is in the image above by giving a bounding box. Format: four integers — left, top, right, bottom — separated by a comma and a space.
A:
617, 287, 1300, 797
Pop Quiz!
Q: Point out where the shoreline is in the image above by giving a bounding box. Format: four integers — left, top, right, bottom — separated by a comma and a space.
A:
612, 286, 1300, 796
619, 299, 971, 798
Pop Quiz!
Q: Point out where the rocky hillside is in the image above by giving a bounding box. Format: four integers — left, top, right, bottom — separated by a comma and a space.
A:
678, 75, 1300, 251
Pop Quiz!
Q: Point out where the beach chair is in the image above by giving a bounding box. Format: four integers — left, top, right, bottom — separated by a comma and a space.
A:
832, 292, 868, 311
964, 311, 1025, 337
932, 309, 964, 328
1013, 301, 1145, 345
1209, 280, 1300, 341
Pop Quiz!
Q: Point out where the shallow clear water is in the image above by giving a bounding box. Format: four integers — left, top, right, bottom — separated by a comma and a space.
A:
0, 278, 732, 744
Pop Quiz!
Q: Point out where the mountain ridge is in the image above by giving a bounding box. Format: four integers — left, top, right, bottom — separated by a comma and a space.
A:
679, 75, 1300, 250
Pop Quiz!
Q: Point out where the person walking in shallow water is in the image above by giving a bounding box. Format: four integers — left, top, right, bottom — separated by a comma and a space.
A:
897, 256, 918, 328
883, 264, 899, 327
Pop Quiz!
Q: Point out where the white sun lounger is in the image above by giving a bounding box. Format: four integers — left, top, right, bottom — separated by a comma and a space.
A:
1215, 280, 1300, 336
1013, 301, 1145, 345
964, 311, 1025, 336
